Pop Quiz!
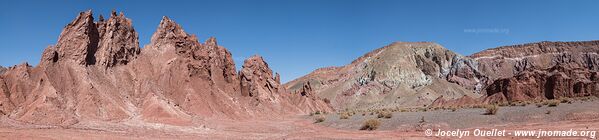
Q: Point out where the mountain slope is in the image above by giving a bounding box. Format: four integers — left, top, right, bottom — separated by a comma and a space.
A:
285, 42, 482, 110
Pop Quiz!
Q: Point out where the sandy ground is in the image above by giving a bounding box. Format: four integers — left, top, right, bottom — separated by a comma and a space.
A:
1, 100, 598, 139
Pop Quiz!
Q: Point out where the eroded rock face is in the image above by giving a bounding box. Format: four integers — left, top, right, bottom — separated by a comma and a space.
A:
0, 77, 14, 115
95, 11, 140, 67
42, 10, 140, 67
473, 41, 599, 103
146, 17, 239, 93
472, 41, 599, 82
52, 10, 99, 65
297, 81, 314, 97
484, 65, 599, 103
240, 55, 281, 102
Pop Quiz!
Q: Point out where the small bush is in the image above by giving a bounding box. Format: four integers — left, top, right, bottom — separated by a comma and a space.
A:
560, 98, 570, 103
484, 104, 499, 115
377, 111, 392, 119
545, 110, 551, 114
419, 116, 426, 123
314, 116, 325, 123
340, 112, 350, 119
519, 101, 527, 106
360, 119, 381, 130
314, 111, 321, 115
546, 100, 560, 107
536, 103, 543, 108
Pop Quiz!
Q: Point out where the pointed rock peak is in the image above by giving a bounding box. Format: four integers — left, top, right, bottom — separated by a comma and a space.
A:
274, 73, 281, 83
158, 16, 179, 29
49, 10, 139, 66
105, 10, 133, 27
54, 9, 99, 65
240, 55, 279, 99
150, 16, 189, 46
98, 15, 105, 22
241, 55, 274, 81
205, 37, 218, 47
110, 9, 117, 17
161, 16, 171, 22
243, 55, 269, 69
65, 9, 95, 29
108, 9, 126, 19
95, 10, 140, 67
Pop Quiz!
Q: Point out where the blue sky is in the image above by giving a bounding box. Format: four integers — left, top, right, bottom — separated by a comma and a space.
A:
1, 0, 599, 83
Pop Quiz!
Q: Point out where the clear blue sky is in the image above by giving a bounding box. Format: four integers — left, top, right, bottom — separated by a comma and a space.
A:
2, 0, 599, 83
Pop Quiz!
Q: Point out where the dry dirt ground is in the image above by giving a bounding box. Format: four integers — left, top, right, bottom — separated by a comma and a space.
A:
1, 100, 598, 139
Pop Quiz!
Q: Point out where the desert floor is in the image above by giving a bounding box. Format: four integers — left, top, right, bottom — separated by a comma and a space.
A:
1, 100, 598, 139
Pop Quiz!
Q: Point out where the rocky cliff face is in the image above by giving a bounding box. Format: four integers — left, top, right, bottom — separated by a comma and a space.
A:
473, 41, 599, 103
0, 10, 331, 126
240, 55, 282, 102
50, 10, 99, 65
95, 11, 140, 67
41, 10, 140, 67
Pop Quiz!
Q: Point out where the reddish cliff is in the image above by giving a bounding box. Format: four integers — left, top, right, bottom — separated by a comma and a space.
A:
472, 41, 599, 103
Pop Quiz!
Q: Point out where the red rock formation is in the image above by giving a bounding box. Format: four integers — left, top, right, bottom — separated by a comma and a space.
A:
41, 10, 140, 67
483, 65, 598, 103
297, 81, 314, 97
52, 10, 99, 65
0, 10, 331, 127
473, 41, 599, 103
238, 55, 332, 113
239, 55, 281, 100
0, 76, 14, 115
94, 10, 140, 67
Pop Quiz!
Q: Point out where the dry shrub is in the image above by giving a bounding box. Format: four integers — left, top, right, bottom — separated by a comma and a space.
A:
536, 103, 543, 108
449, 106, 459, 112
377, 111, 392, 119
314, 111, 322, 115
360, 119, 381, 130
339, 112, 350, 119
546, 99, 560, 107
560, 98, 572, 104
314, 115, 325, 123
484, 104, 499, 115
